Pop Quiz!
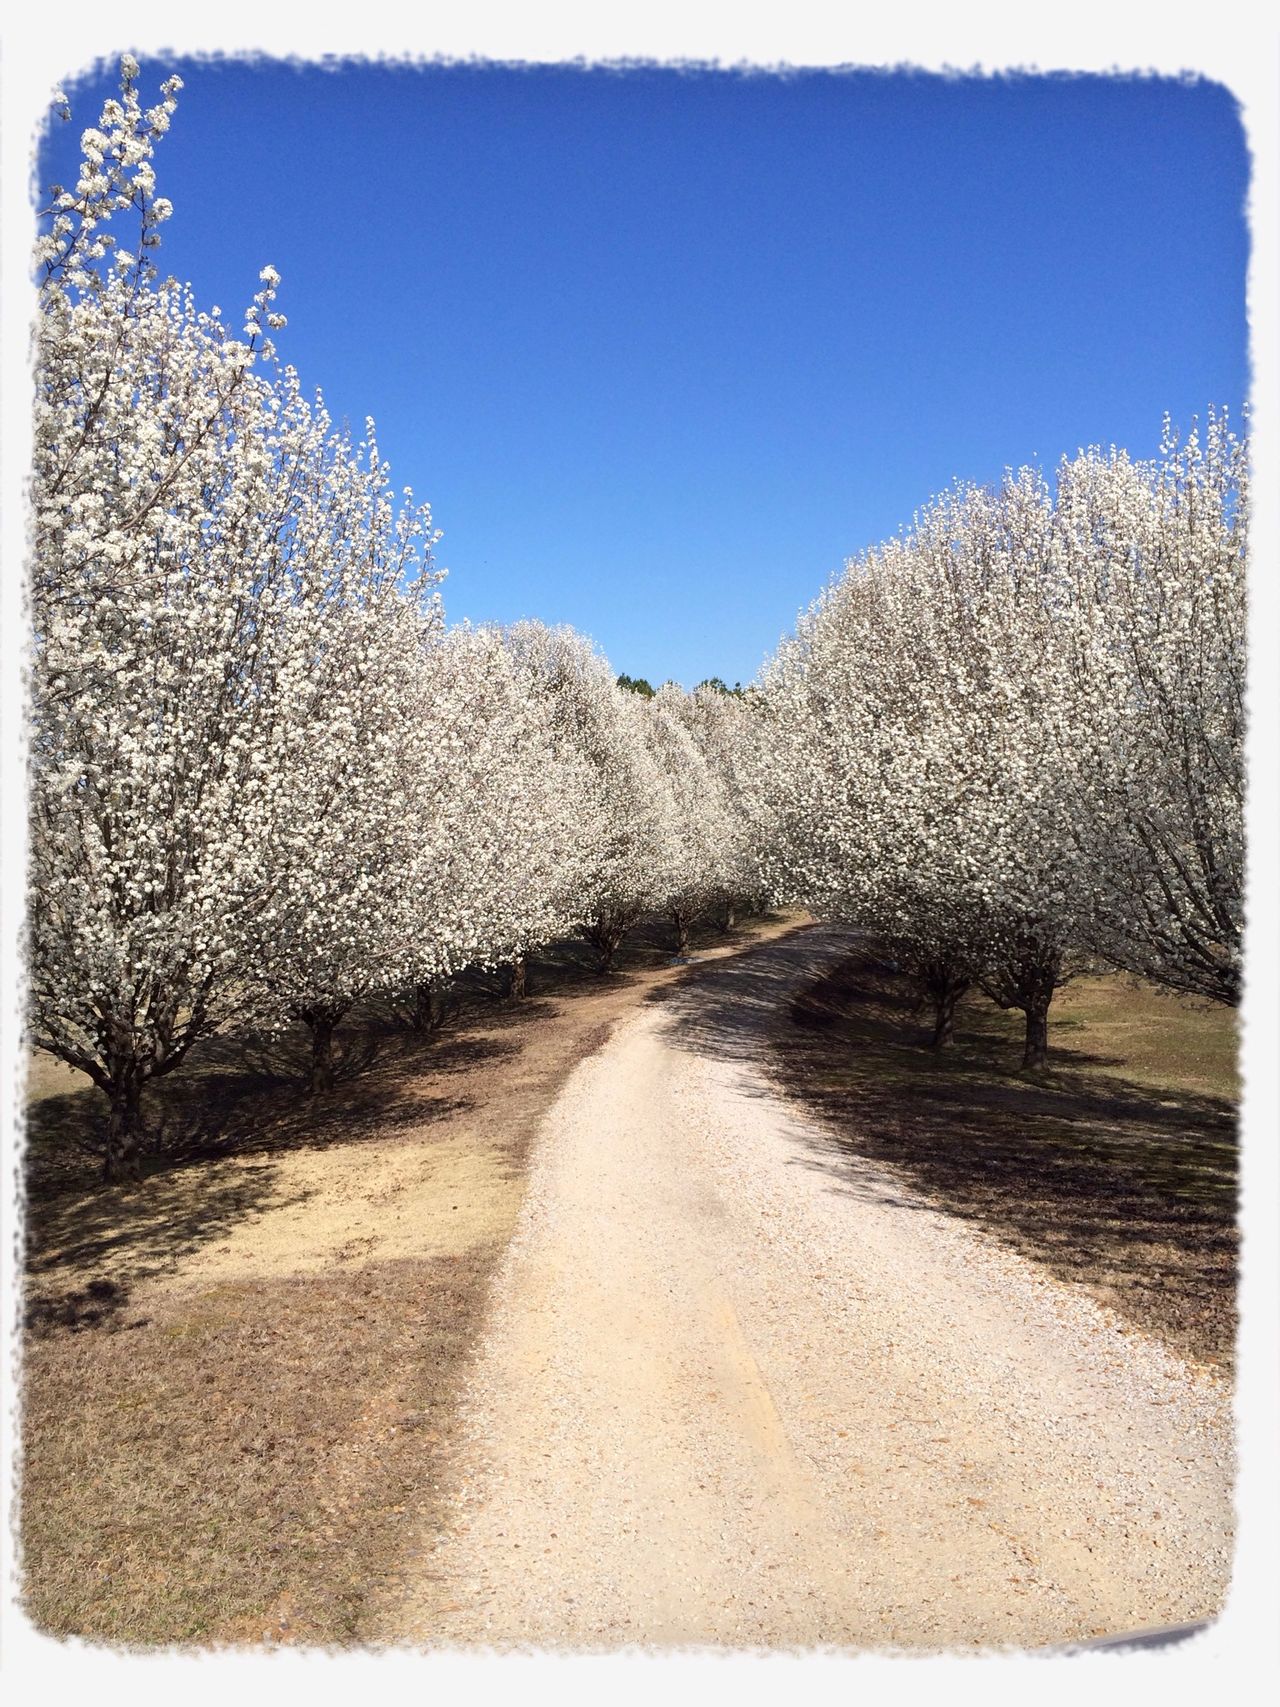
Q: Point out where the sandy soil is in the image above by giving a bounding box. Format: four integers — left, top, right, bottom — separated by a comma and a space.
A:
387, 926, 1234, 1651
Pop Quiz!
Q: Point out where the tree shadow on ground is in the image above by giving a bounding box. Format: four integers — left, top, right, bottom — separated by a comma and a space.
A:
646, 921, 842, 1034
513, 912, 773, 996
661, 927, 1238, 1369
20, 911, 781, 1313
22, 1155, 316, 1334
21, 1013, 520, 1304
23, 1019, 505, 1196
23, 908, 774, 1194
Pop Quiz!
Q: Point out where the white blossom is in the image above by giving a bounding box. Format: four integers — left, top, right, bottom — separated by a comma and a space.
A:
753, 424, 1245, 1063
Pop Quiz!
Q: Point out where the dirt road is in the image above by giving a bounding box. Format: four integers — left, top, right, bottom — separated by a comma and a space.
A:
393, 926, 1234, 1650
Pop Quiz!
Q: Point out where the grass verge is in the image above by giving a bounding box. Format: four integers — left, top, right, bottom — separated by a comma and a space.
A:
21, 1251, 493, 1645
771, 950, 1238, 1372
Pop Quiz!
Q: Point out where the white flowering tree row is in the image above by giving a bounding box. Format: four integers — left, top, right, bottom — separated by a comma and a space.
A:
753, 419, 1246, 1067
28, 63, 767, 1177
502, 623, 761, 969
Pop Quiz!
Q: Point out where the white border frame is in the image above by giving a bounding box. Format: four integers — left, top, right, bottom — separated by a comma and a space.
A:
3, 8, 1276, 1705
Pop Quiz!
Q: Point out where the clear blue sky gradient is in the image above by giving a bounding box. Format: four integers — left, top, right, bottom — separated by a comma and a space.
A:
39, 59, 1249, 688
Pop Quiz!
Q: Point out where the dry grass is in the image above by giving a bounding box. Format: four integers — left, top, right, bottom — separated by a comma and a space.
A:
19, 910, 798, 1647
772, 949, 1238, 1372
21, 1253, 494, 1645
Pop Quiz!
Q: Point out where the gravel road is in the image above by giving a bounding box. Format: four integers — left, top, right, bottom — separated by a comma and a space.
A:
401, 926, 1234, 1651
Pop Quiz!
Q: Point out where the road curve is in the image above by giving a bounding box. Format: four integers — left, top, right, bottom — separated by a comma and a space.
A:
396, 926, 1234, 1650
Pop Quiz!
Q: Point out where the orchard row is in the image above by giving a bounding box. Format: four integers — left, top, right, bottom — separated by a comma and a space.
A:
756, 417, 1245, 1065
29, 63, 1246, 1178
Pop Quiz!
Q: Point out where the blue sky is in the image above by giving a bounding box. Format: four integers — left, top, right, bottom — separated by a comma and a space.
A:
39, 59, 1249, 688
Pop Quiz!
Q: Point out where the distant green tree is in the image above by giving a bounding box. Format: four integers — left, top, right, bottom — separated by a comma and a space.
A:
616, 673, 655, 697
696, 677, 747, 698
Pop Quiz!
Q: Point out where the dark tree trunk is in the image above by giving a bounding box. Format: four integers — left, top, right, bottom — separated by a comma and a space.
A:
721, 900, 737, 933
672, 911, 691, 955
980, 939, 1061, 1070
508, 956, 528, 1000
1023, 1004, 1050, 1070
580, 916, 626, 973
103, 1070, 145, 1183
929, 984, 962, 1049
309, 1018, 335, 1094
989, 942, 1064, 1071
921, 957, 970, 1051
1016, 943, 1061, 1070
410, 979, 450, 1033
297, 1004, 349, 1093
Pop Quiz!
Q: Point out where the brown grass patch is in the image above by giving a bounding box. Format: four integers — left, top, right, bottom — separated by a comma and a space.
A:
771, 951, 1238, 1372
21, 1253, 493, 1645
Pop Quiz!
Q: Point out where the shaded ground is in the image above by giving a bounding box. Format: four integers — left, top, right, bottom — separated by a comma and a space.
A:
20, 910, 795, 1646
758, 938, 1238, 1371
21, 912, 1235, 1645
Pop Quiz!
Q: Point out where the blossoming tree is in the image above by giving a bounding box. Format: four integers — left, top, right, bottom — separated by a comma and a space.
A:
752, 426, 1244, 1066
502, 622, 667, 971
641, 685, 747, 951
1049, 418, 1246, 1005
387, 621, 600, 1021
28, 62, 436, 1157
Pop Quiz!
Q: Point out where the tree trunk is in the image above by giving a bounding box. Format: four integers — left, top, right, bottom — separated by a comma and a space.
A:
1015, 942, 1061, 1070
309, 1017, 335, 1094
582, 917, 624, 973
508, 956, 528, 1000
410, 979, 449, 1033
672, 912, 691, 955
297, 1003, 349, 1093
721, 900, 737, 932
979, 938, 1061, 1071
1023, 1003, 1050, 1070
930, 984, 961, 1049
103, 1070, 145, 1183
922, 958, 970, 1051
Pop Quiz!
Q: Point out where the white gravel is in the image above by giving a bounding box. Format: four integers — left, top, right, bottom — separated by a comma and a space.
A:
396, 927, 1235, 1651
